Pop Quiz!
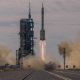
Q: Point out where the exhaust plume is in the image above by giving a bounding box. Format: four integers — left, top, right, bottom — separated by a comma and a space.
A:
40, 41, 46, 62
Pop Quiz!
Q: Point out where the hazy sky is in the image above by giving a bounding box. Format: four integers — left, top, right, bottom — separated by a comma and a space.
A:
0, 0, 80, 62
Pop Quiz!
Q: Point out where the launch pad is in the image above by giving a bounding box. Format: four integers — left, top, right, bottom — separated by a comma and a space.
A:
15, 2, 47, 68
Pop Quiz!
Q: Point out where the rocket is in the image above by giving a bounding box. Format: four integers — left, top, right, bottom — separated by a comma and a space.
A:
40, 3, 45, 41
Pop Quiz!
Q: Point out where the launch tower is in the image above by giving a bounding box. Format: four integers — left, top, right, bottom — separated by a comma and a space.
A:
17, 2, 34, 66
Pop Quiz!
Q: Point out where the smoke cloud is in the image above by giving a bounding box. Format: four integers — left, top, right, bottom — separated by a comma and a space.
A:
59, 40, 80, 69
23, 56, 44, 70
66, 41, 80, 68
0, 45, 16, 65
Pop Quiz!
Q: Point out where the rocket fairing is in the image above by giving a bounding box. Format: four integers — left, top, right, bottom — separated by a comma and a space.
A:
40, 3, 45, 41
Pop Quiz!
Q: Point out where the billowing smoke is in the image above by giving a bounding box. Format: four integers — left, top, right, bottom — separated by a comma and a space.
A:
66, 41, 80, 68
0, 45, 16, 65
58, 41, 71, 57
59, 41, 80, 69
23, 56, 44, 70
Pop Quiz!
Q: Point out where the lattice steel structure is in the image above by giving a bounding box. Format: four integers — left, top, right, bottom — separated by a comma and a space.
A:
17, 2, 34, 66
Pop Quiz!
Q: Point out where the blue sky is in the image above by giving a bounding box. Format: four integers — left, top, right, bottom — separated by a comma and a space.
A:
0, 0, 80, 62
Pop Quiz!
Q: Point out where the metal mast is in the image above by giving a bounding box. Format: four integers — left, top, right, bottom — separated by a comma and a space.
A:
28, 1, 31, 19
